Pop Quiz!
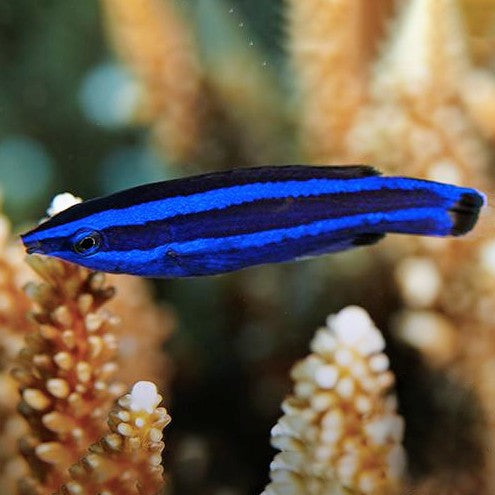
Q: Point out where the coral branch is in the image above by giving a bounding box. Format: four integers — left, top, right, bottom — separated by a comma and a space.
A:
0, 214, 35, 494
263, 306, 406, 495
347, 0, 488, 179
461, 69, 495, 140
99, 0, 203, 164
459, 0, 495, 65
12, 256, 126, 494
59, 381, 170, 495
286, 0, 393, 161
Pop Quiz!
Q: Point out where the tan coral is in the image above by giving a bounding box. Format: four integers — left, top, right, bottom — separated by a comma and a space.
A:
286, 0, 394, 162
99, 0, 203, 164
452, 1, 495, 140
347, 0, 488, 180
262, 306, 406, 495
459, 0, 495, 65
58, 380, 170, 495
460, 69, 495, 139
12, 256, 126, 494
0, 214, 41, 494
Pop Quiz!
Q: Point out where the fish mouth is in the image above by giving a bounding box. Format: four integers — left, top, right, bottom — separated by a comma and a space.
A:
21, 237, 44, 255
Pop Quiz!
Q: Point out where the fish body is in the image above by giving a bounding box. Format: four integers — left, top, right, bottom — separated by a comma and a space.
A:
21, 165, 485, 277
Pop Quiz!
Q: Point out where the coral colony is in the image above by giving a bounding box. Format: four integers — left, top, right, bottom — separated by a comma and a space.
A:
263, 307, 405, 495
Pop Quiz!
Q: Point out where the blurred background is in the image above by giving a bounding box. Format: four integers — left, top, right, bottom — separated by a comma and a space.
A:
3, 1, 495, 494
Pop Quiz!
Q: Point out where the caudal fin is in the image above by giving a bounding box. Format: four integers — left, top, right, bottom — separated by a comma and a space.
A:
449, 192, 485, 236
368, 180, 485, 238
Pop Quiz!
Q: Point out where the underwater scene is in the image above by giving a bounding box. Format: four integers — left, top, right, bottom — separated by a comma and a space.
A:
2, 0, 495, 494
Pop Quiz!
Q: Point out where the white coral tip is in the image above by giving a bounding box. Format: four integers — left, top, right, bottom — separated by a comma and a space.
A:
314, 364, 339, 389
130, 381, 160, 413
310, 329, 337, 354
328, 306, 385, 355
329, 306, 374, 345
47, 192, 83, 217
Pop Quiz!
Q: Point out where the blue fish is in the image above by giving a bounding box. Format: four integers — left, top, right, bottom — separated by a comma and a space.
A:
21, 165, 485, 277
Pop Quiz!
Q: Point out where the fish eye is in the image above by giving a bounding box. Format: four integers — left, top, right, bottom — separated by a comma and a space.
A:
72, 230, 102, 256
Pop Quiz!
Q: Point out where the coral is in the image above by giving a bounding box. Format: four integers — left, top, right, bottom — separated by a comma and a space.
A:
347, 0, 488, 180
286, 0, 394, 162
343, 0, 495, 358
99, 0, 203, 164
99, 0, 292, 168
459, 0, 495, 65
59, 380, 170, 495
9, 254, 173, 495
0, 214, 36, 494
12, 255, 126, 494
262, 306, 405, 495
460, 68, 495, 140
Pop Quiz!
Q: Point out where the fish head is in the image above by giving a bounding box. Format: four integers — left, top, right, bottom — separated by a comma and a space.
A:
21, 203, 127, 273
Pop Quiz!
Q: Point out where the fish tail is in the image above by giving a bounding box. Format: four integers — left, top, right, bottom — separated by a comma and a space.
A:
449, 192, 485, 236
375, 180, 485, 238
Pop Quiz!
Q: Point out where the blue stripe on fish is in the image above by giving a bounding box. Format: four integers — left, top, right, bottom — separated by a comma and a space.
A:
93, 188, 452, 250
30, 165, 381, 231
21, 165, 485, 278
24, 176, 481, 242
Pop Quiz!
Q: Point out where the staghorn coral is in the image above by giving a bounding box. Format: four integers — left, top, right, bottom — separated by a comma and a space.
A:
0, 214, 37, 494
99, 0, 292, 169
286, 0, 394, 162
460, 0, 495, 65
8, 252, 173, 495
262, 306, 405, 495
458, 0, 495, 140
12, 255, 127, 494
59, 380, 170, 495
342, 0, 495, 382
460, 68, 495, 140
99, 0, 203, 164
347, 0, 489, 180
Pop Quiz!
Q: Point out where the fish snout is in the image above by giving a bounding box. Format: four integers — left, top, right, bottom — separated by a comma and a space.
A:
22, 236, 44, 255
